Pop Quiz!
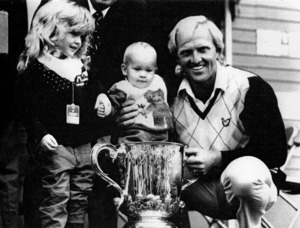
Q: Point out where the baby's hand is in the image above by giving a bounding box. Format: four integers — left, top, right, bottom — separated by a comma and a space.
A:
40, 134, 58, 151
95, 93, 112, 117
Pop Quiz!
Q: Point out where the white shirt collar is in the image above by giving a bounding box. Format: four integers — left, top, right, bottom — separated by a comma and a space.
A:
87, 0, 110, 17
38, 52, 83, 82
177, 61, 227, 98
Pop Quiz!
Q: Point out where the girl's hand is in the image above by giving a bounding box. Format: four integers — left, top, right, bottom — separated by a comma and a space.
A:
116, 99, 139, 127
40, 134, 58, 151
95, 93, 111, 117
97, 102, 106, 117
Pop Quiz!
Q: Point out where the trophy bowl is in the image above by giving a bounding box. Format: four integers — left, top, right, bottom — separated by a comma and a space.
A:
91, 141, 185, 227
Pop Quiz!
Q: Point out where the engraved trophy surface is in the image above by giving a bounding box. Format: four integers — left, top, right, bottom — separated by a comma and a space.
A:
91, 141, 185, 228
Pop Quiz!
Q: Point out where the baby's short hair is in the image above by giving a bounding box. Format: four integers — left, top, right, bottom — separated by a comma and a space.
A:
168, 15, 224, 56
123, 42, 157, 64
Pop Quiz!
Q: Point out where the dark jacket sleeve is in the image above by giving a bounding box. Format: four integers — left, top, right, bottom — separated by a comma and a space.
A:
21, 68, 48, 147
221, 76, 287, 169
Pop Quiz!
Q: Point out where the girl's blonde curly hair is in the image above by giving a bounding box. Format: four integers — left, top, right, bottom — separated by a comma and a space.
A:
17, 0, 95, 72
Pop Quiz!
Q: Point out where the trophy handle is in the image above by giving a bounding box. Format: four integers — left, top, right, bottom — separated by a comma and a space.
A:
90, 142, 125, 210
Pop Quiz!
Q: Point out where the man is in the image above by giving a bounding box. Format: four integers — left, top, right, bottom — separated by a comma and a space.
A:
168, 16, 287, 228
119, 16, 287, 228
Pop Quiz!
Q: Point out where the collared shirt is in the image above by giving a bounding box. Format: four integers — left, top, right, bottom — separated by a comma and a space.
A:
87, 0, 110, 17
172, 62, 255, 152
177, 62, 228, 111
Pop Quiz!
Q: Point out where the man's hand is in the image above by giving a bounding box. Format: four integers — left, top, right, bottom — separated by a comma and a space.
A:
40, 134, 58, 151
116, 99, 139, 127
185, 147, 222, 175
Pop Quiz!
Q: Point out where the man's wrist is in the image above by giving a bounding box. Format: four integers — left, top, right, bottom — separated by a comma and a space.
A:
213, 150, 222, 168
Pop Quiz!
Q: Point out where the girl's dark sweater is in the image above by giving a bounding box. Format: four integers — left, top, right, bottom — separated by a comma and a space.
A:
22, 60, 106, 147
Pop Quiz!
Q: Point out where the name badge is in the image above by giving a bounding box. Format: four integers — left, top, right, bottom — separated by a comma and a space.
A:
66, 104, 80, 125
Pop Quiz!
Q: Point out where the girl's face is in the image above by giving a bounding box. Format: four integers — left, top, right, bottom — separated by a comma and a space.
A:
53, 32, 82, 58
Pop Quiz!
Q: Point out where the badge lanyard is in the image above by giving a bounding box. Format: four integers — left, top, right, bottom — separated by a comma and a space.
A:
66, 82, 80, 125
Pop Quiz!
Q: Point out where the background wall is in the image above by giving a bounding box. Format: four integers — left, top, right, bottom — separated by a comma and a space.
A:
232, 0, 300, 126
232, 0, 300, 92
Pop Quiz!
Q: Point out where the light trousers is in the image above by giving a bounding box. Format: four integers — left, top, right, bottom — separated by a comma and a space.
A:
181, 156, 277, 228
39, 143, 93, 228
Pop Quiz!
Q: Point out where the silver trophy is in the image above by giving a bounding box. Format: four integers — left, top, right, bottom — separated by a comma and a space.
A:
91, 141, 186, 228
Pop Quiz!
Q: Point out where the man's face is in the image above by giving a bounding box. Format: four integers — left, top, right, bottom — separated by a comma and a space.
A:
90, 0, 117, 10
177, 25, 219, 84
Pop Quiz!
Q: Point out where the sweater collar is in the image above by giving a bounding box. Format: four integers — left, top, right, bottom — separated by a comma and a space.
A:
177, 61, 228, 98
87, 0, 110, 17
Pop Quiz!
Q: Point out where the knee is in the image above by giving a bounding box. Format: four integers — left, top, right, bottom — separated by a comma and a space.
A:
221, 156, 274, 198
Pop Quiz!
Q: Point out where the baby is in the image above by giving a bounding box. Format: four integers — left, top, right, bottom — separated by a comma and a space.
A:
95, 42, 173, 145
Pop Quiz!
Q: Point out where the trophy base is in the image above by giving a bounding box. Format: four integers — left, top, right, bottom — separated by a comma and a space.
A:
128, 218, 177, 228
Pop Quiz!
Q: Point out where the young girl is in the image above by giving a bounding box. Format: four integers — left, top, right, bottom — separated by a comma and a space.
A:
17, 1, 102, 227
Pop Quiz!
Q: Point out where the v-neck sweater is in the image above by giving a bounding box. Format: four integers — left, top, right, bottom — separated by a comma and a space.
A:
172, 63, 287, 169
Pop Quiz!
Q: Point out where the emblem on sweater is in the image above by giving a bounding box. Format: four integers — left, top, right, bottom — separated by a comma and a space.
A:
221, 117, 231, 127
74, 68, 88, 87
144, 89, 172, 128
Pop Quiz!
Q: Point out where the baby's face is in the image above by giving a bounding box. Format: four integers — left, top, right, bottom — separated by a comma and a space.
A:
122, 50, 156, 89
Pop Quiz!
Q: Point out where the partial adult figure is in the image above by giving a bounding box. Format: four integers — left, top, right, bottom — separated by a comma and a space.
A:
77, 1, 150, 228
0, 1, 28, 228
